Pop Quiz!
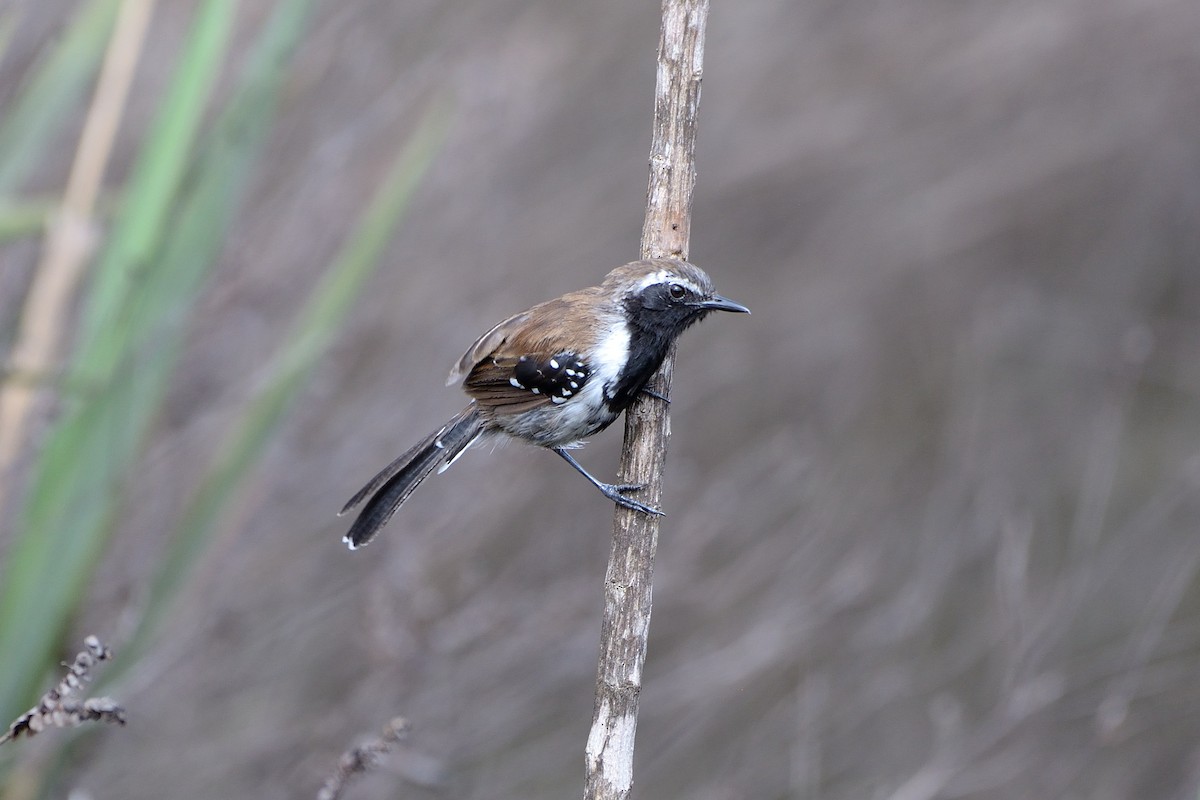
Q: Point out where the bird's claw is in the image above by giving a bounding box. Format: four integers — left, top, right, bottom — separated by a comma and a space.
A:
599, 483, 665, 516
640, 387, 671, 404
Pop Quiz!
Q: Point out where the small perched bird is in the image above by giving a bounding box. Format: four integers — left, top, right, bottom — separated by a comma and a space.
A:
340, 258, 749, 549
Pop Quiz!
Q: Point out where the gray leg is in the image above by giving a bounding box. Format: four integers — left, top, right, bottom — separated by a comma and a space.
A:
552, 448, 664, 516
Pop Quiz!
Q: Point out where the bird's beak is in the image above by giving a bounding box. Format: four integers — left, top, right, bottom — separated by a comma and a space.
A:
699, 294, 751, 314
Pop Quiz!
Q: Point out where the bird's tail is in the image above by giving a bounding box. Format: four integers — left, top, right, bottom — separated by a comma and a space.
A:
340, 404, 484, 549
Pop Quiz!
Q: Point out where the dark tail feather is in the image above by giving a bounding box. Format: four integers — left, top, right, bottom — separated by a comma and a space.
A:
340, 405, 484, 549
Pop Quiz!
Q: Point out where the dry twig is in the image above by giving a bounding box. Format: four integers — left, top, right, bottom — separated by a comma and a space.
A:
317, 717, 411, 800
0, 0, 157, 515
584, 1, 709, 798
0, 635, 126, 745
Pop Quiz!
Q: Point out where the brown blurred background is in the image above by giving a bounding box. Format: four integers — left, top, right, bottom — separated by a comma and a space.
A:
5, 0, 1200, 797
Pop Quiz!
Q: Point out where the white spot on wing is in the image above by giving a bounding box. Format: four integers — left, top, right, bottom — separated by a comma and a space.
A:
494, 320, 628, 445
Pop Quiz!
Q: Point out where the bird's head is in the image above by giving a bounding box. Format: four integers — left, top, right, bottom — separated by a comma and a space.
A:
605, 258, 749, 336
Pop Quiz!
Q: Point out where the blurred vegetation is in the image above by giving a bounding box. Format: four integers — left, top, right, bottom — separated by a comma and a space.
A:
0, 0, 447, 793
2, 1, 1199, 799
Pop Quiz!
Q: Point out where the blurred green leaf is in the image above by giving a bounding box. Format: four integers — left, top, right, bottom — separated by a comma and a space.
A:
130, 97, 453, 654
0, 0, 120, 195
76, 0, 237, 363
0, 0, 314, 725
0, 194, 120, 245
0, 198, 51, 242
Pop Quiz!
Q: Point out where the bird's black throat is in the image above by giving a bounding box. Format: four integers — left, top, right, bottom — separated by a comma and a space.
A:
605, 300, 708, 413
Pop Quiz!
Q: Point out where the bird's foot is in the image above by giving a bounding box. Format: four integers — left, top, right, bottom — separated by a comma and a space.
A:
640, 387, 671, 404
599, 482, 665, 516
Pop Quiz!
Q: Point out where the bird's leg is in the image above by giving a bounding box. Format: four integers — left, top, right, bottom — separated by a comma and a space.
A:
640, 387, 670, 404
552, 448, 664, 516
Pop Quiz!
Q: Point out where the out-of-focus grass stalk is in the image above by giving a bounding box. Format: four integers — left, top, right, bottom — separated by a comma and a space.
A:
0, 0, 120, 196
128, 98, 453, 657
0, 1, 121, 257
0, 0, 448, 765
0, 196, 121, 251
0, 12, 18, 68
0, 0, 157, 518
0, 0, 286, 728
75, 0, 237, 365
0, 200, 53, 244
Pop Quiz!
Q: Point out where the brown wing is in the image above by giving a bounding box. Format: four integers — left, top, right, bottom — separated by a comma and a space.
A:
445, 310, 532, 386
446, 305, 557, 412
460, 354, 551, 412
446, 292, 601, 413
463, 350, 593, 412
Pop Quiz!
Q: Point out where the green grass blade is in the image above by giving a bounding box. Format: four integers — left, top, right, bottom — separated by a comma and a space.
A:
127, 98, 453, 658
76, 0, 237, 363
0, 194, 119, 246
0, 0, 316, 724
0, 197, 51, 242
0, 0, 120, 195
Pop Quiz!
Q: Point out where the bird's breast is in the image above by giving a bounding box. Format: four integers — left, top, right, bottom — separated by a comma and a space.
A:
491, 320, 631, 447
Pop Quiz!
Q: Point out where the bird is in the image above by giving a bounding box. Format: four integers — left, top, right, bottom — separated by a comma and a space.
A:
339, 257, 749, 549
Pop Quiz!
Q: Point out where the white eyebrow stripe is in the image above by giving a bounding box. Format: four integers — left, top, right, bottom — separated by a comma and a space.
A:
635, 270, 675, 291
634, 270, 703, 294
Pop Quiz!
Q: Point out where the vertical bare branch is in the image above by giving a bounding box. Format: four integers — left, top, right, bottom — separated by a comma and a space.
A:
584, 2, 709, 798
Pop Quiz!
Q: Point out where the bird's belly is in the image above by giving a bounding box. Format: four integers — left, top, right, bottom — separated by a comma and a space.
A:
493, 397, 619, 447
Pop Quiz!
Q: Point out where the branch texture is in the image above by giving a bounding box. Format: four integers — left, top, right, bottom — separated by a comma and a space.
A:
585, 2, 709, 798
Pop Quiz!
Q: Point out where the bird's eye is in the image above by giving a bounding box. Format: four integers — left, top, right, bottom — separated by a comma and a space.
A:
668, 283, 687, 300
